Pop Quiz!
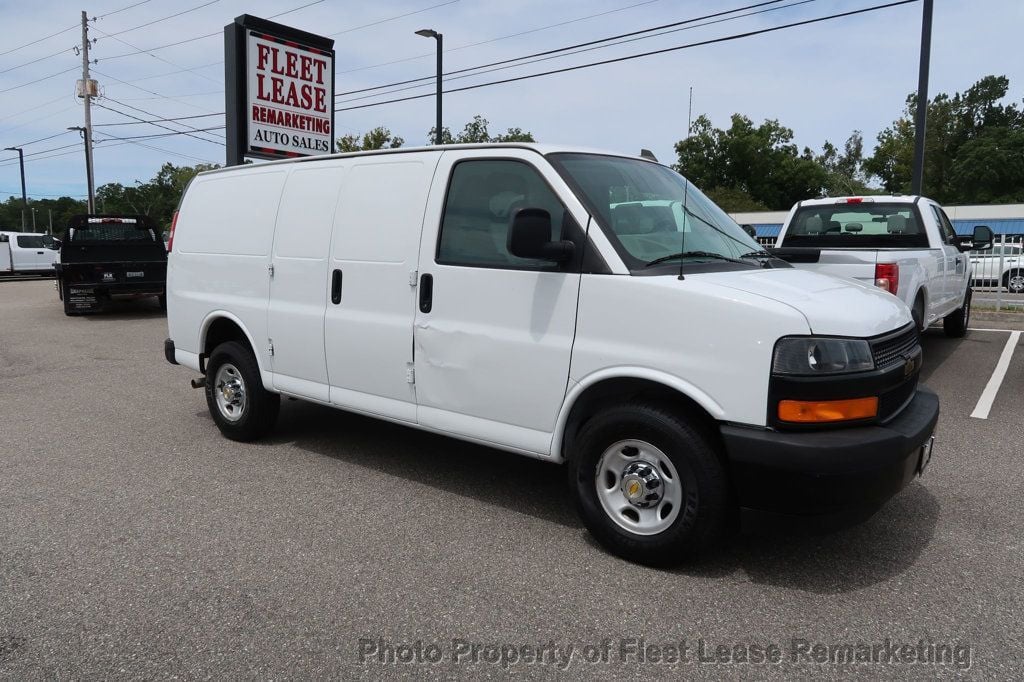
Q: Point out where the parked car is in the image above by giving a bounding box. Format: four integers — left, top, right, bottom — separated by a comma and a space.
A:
0, 231, 59, 274
164, 144, 938, 565
969, 242, 1024, 293
55, 214, 168, 315
772, 195, 993, 337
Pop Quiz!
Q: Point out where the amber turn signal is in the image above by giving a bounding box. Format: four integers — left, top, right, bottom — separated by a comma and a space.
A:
778, 397, 878, 423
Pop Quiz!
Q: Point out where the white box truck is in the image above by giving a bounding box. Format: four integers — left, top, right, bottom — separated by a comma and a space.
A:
164, 144, 938, 565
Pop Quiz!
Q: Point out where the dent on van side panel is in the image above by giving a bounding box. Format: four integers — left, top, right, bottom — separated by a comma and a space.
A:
570, 274, 811, 428
167, 169, 287, 369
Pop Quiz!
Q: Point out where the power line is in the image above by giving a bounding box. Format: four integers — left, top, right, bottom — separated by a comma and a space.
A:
97, 0, 154, 19
0, 46, 76, 76
104, 0, 223, 38
0, 66, 79, 95
334, 0, 792, 101
101, 95, 226, 139
335, 0, 917, 113
92, 26, 220, 85
0, 95, 73, 123
8, 130, 75, 148
91, 67, 221, 115
335, 0, 665, 77
93, 99, 224, 144
0, 0, 154, 58
93, 126, 224, 140
0, 24, 77, 58
93, 130, 218, 164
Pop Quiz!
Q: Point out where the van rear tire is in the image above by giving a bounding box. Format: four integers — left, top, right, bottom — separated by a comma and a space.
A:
568, 403, 728, 566
205, 341, 279, 442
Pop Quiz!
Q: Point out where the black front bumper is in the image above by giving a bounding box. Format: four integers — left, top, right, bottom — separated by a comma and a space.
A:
720, 386, 939, 518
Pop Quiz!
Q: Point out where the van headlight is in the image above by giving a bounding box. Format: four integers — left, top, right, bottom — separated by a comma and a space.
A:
772, 337, 874, 375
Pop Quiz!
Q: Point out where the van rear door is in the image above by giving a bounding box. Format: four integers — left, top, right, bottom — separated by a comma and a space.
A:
323, 154, 442, 422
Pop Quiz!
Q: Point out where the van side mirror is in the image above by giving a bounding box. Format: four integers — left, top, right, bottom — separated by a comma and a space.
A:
740, 224, 756, 239
508, 208, 575, 262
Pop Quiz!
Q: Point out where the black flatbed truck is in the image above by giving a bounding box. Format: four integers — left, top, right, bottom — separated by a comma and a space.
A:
56, 214, 168, 315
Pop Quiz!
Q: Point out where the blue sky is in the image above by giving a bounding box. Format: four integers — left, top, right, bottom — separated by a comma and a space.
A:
0, 0, 1021, 201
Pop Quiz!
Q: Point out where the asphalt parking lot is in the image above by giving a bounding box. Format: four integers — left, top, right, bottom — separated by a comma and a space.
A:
1, 279, 1022, 679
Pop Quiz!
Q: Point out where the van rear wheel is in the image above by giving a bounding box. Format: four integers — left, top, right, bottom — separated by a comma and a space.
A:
568, 404, 728, 565
205, 341, 279, 442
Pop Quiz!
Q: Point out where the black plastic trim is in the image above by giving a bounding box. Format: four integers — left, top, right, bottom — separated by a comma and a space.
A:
722, 386, 939, 516
164, 338, 178, 365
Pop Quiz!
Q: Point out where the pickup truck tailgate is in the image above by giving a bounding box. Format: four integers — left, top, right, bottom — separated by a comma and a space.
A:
772, 248, 879, 285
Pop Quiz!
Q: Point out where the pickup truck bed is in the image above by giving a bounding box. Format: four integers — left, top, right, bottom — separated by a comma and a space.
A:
56, 214, 168, 315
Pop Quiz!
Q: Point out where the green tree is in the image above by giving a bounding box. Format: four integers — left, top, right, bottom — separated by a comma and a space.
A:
864, 75, 1024, 202
815, 131, 873, 196
336, 127, 404, 152
94, 162, 218, 232
674, 114, 828, 210
428, 115, 536, 144
0, 195, 87, 233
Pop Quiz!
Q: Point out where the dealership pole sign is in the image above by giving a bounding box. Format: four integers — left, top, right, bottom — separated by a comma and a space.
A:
224, 15, 335, 165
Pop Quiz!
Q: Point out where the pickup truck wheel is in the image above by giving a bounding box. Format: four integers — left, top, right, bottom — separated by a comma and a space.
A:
943, 288, 971, 338
911, 295, 925, 332
568, 404, 727, 566
157, 293, 166, 311
1004, 270, 1024, 294
205, 341, 279, 442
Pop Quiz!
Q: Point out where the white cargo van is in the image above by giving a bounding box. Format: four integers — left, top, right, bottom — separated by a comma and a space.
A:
0, 231, 59, 274
165, 144, 938, 565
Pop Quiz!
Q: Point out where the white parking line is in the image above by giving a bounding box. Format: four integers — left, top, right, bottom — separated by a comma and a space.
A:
970, 331, 1022, 420
969, 327, 1024, 333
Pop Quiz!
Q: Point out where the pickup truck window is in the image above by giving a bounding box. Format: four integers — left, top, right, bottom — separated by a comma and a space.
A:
69, 225, 156, 242
929, 205, 958, 244
780, 203, 929, 249
16, 235, 46, 248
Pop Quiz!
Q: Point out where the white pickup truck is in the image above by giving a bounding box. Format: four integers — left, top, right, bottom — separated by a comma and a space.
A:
772, 196, 993, 337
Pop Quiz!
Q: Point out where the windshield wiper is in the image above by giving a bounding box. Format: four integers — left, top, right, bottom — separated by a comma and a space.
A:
738, 250, 773, 259
645, 250, 750, 267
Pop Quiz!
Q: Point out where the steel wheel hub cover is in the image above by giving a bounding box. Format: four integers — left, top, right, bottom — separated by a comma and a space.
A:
620, 461, 663, 508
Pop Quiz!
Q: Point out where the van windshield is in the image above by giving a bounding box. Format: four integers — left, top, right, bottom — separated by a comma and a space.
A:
548, 153, 762, 271
780, 203, 928, 248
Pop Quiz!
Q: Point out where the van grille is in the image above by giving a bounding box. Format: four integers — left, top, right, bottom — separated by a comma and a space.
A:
871, 325, 919, 371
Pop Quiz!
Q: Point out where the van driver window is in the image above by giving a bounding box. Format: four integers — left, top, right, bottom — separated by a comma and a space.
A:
437, 159, 566, 269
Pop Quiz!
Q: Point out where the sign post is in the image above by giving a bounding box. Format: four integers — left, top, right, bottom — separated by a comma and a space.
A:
224, 15, 335, 166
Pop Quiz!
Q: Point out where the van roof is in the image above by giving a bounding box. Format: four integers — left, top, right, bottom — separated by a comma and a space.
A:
196, 143, 656, 177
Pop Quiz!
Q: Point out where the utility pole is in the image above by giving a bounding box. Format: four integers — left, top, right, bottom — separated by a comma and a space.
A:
3, 147, 27, 229
80, 10, 96, 213
911, 0, 933, 195
48, 209, 53, 234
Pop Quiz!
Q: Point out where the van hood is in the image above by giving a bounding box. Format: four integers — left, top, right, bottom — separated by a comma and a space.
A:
696, 268, 912, 337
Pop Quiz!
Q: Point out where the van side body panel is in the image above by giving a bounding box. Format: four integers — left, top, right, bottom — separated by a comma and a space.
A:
167, 168, 287, 374
568, 273, 811, 431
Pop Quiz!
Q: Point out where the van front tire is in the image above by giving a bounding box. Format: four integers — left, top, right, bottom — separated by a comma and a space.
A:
568, 404, 728, 566
205, 341, 280, 442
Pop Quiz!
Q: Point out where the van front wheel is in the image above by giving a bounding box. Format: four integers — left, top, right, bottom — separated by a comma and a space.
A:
568, 404, 728, 565
205, 341, 280, 442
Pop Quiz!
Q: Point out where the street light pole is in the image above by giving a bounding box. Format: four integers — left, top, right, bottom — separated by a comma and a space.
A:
416, 29, 443, 145
910, 0, 934, 195
3, 146, 27, 230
